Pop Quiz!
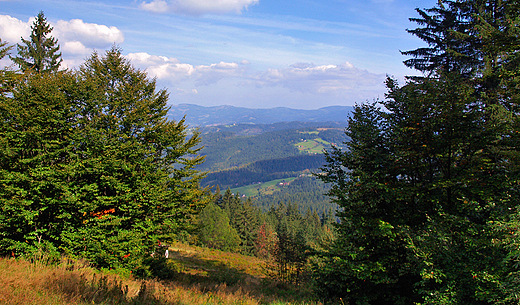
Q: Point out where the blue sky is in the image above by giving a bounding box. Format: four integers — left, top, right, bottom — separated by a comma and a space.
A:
0, 0, 436, 109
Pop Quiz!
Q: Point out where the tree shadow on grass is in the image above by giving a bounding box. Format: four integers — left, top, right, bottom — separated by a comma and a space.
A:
46, 271, 164, 305
166, 248, 251, 287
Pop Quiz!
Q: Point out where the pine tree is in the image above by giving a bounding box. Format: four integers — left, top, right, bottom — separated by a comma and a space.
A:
0, 38, 15, 93
12, 11, 62, 73
0, 46, 208, 270
314, 0, 520, 302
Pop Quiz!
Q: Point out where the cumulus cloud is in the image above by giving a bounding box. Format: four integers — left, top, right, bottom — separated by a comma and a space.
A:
127, 52, 246, 86
250, 62, 385, 95
140, 0, 259, 15
62, 41, 91, 55
125, 51, 384, 102
0, 14, 124, 66
54, 19, 124, 49
0, 15, 30, 43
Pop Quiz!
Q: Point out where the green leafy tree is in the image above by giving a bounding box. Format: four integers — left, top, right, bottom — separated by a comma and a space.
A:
0, 46, 208, 271
12, 11, 62, 73
198, 203, 241, 252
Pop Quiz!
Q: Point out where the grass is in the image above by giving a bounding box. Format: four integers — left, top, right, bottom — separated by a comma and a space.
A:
0, 242, 322, 305
231, 177, 297, 197
294, 138, 329, 154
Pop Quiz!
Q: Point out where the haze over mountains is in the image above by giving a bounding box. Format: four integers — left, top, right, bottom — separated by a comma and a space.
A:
168, 104, 353, 127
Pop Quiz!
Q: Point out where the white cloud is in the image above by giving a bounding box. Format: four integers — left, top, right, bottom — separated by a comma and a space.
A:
127, 52, 245, 86
0, 15, 30, 44
54, 19, 124, 49
140, 0, 259, 15
62, 41, 90, 55
126, 51, 384, 102
176, 87, 198, 95
140, 0, 169, 13
250, 62, 385, 95
0, 14, 124, 65
127, 52, 194, 81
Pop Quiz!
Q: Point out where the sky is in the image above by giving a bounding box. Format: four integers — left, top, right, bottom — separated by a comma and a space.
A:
0, 0, 437, 109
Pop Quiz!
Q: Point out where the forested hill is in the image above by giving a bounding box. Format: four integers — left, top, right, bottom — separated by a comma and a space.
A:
168, 104, 352, 127
197, 125, 348, 172
201, 154, 325, 189
197, 123, 348, 215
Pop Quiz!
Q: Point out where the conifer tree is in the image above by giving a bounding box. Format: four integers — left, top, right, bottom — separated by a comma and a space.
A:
0, 46, 208, 271
12, 11, 62, 73
0, 38, 15, 93
230, 197, 260, 254
314, 1, 520, 303
198, 203, 241, 252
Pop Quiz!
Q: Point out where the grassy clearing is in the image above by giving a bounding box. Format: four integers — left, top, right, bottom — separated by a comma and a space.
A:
295, 139, 328, 154
0, 242, 321, 305
232, 177, 297, 197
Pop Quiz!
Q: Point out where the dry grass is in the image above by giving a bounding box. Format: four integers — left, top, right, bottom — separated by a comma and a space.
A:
0, 243, 322, 305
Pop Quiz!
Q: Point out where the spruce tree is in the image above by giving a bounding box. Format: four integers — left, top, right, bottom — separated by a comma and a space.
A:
198, 203, 241, 252
0, 46, 208, 270
314, 0, 520, 303
12, 11, 62, 73
0, 38, 15, 93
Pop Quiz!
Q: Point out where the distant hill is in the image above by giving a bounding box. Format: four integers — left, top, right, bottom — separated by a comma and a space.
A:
167, 104, 353, 127
172, 105, 352, 215
201, 154, 325, 189
197, 126, 348, 172
199, 121, 347, 136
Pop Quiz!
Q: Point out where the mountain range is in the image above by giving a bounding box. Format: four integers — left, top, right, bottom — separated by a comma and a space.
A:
167, 104, 353, 127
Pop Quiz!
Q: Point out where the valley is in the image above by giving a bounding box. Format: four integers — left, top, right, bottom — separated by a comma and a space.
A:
182, 108, 349, 215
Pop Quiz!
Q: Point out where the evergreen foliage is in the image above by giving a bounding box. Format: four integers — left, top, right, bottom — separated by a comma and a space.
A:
253, 176, 335, 216
314, 1, 520, 303
198, 127, 346, 172
0, 44, 207, 271
198, 203, 241, 252
197, 187, 333, 286
11, 11, 62, 73
201, 154, 325, 188
0, 39, 16, 93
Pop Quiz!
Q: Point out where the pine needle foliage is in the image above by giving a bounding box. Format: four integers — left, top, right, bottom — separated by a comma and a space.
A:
11, 11, 62, 73
0, 46, 208, 272
314, 0, 520, 303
